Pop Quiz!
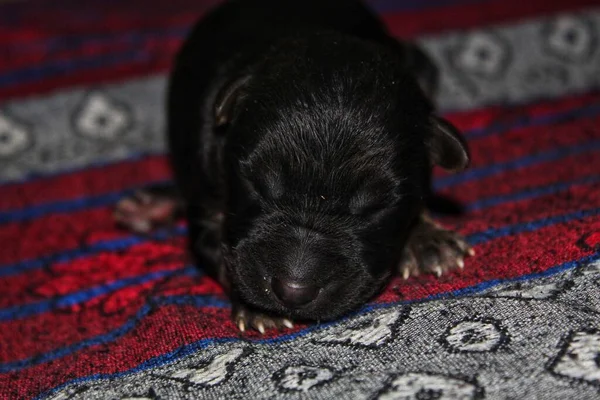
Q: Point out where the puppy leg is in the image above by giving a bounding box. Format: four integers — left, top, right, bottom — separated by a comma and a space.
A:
399, 213, 474, 279
114, 184, 184, 233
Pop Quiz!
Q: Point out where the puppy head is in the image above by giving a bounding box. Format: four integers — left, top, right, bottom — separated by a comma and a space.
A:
215, 34, 469, 320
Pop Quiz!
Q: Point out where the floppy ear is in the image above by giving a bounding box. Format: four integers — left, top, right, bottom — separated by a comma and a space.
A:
427, 116, 470, 171
214, 75, 251, 127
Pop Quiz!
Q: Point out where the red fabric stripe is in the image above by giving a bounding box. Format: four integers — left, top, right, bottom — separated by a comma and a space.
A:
455, 182, 600, 234
0, 1, 210, 44
0, 155, 169, 212
441, 151, 600, 202
0, 276, 223, 364
0, 64, 173, 102
0, 240, 187, 308
383, 0, 599, 38
4, 215, 598, 400
0, 209, 136, 266
2, 2, 597, 101
444, 91, 600, 134
0, 37, 182, 75
0, 305, 233, 400
0, 285, 150, 364
155, 272, 224, 297
464, 112, 599, 169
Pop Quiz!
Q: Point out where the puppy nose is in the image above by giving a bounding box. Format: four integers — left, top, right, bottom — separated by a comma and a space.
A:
271, 278, 320, 308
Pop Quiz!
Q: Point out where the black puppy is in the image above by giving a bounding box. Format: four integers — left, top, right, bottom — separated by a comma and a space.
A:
115, 0, 474, 333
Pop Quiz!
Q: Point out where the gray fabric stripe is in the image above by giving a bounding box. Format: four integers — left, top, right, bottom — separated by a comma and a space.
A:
1, 9, 599, 182
44, 260, 600, 400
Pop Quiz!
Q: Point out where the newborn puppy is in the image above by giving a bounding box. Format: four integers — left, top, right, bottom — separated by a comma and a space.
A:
115, 0, 473, 333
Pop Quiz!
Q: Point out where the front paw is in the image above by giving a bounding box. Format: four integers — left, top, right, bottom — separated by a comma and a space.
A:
399, 216, 474, 280
232, 302, 294, 334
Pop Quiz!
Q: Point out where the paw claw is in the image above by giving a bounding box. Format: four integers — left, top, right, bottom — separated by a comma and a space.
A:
457, 258, 465, 269
434, 266, 443, 277
134, 191, 153, 205
282, 319, 294, 329
402, 267, 410, 280
256, 322, 266, 335
131, 219, 152, 233
116, 198, 138, 212
237, 319, 246, 333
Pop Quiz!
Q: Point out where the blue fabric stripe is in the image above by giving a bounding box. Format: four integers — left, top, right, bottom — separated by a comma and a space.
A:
0, 49, 153, 89
466, 207, 600, 245
0, 0, 477, 56
0, 294, 229, 374
0, 266, 198, 322
369, 0, 486, 12
366, 252, 600, 307
0, 304, 155, 374
464, 100, 600, 140
466, 175, 600, 212
0, 0, 484, 89
1, 151, 161, 186
0, 225, 187, 277
0, 184, 156, 224
433, 139, 600, 190
0, 179, 171, 224
7, 29, 188, 59
26, 250, 600, 395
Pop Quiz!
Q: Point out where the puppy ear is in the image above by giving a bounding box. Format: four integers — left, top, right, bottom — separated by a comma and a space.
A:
427, 116, 470, 171
214, 75, 251, 127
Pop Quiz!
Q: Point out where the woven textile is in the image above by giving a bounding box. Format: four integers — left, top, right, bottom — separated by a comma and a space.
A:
0, 1, 599, 399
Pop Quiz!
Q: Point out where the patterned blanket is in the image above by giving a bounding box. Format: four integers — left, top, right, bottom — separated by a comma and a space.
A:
1, 1, 599, 398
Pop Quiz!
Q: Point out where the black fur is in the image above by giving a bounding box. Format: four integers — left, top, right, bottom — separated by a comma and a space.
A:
166, 0, 469, 322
